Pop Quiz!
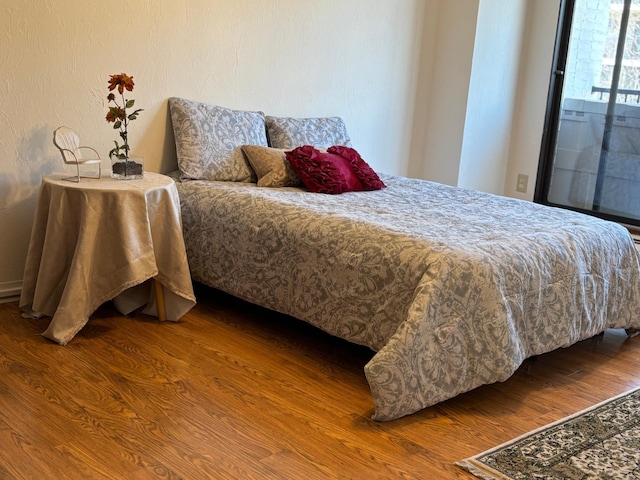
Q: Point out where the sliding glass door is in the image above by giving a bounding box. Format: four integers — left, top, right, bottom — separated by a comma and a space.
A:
536, 0, 640, 229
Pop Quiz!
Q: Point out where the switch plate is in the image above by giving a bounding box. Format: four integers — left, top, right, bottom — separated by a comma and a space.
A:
516, 174, 528, 193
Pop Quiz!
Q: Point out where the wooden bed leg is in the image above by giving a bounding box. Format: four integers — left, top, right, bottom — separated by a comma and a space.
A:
154, 278, 167, 322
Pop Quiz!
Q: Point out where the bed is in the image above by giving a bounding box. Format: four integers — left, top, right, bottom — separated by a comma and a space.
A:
168, 97, 640, 421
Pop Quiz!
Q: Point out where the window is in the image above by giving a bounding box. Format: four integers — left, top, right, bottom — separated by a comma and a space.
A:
535, 0, 640, 231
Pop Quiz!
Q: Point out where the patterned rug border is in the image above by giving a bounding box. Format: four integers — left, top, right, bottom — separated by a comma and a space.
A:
456, 386, 640, 480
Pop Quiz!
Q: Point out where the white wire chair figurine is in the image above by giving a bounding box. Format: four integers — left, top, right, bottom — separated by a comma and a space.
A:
53, 126, 102, 182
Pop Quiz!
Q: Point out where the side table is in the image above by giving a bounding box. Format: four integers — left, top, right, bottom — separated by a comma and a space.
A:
19, 172, 196, 345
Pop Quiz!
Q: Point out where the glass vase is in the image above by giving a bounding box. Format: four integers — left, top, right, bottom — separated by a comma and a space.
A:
111, 155, 144, 180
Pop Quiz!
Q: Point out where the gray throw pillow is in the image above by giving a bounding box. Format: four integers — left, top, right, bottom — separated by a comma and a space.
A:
265, 116, 352, 150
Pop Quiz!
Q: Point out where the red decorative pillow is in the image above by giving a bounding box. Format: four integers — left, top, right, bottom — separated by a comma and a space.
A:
285, 145, 386, 194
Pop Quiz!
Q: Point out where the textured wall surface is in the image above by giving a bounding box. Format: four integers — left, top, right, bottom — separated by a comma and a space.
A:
0, 0, 559, 296
0, 0, 423, 293
459, 0, 527, 195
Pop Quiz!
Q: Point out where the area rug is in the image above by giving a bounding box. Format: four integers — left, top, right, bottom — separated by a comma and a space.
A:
456, 387, 640, 479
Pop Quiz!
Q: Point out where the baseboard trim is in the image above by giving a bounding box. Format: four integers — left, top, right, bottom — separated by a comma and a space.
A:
0, 280, 22, 303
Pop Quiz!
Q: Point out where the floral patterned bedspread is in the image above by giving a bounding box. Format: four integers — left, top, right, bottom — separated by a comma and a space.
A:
175, 173, 640, 421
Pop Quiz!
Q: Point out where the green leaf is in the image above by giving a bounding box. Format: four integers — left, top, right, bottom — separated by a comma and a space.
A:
126, 99, 135, 109
128, 109, 143, 120
113, 120, 121, 129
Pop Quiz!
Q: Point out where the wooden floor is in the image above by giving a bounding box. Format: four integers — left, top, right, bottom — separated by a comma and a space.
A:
1, 284, 639, 479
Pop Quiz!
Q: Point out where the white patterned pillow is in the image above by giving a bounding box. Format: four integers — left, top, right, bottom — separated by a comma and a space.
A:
169, 97, 267, 181
265, 116, 352, 149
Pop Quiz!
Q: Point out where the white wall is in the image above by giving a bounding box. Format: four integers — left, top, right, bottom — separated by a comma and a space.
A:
504, 0, 562, 199
409, 0, 480, 186
0, 0, 563, 298
0, 0, 423, 296
458, 0, 528, 194
407, 0, 559, 196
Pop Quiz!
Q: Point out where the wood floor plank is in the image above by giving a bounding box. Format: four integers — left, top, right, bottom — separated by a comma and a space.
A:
0, 285, 639, 478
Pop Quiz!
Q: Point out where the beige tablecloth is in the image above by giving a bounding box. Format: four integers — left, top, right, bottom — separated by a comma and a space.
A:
20, 172, 196, 345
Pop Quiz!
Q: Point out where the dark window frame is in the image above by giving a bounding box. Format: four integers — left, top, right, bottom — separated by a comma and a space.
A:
534, 0, 640, 234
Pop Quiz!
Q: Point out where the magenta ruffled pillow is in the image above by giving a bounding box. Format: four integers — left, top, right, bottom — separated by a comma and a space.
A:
285, 145, 386, 194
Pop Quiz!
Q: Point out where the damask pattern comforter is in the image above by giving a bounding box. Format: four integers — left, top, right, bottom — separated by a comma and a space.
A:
175, 173, 640, 421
